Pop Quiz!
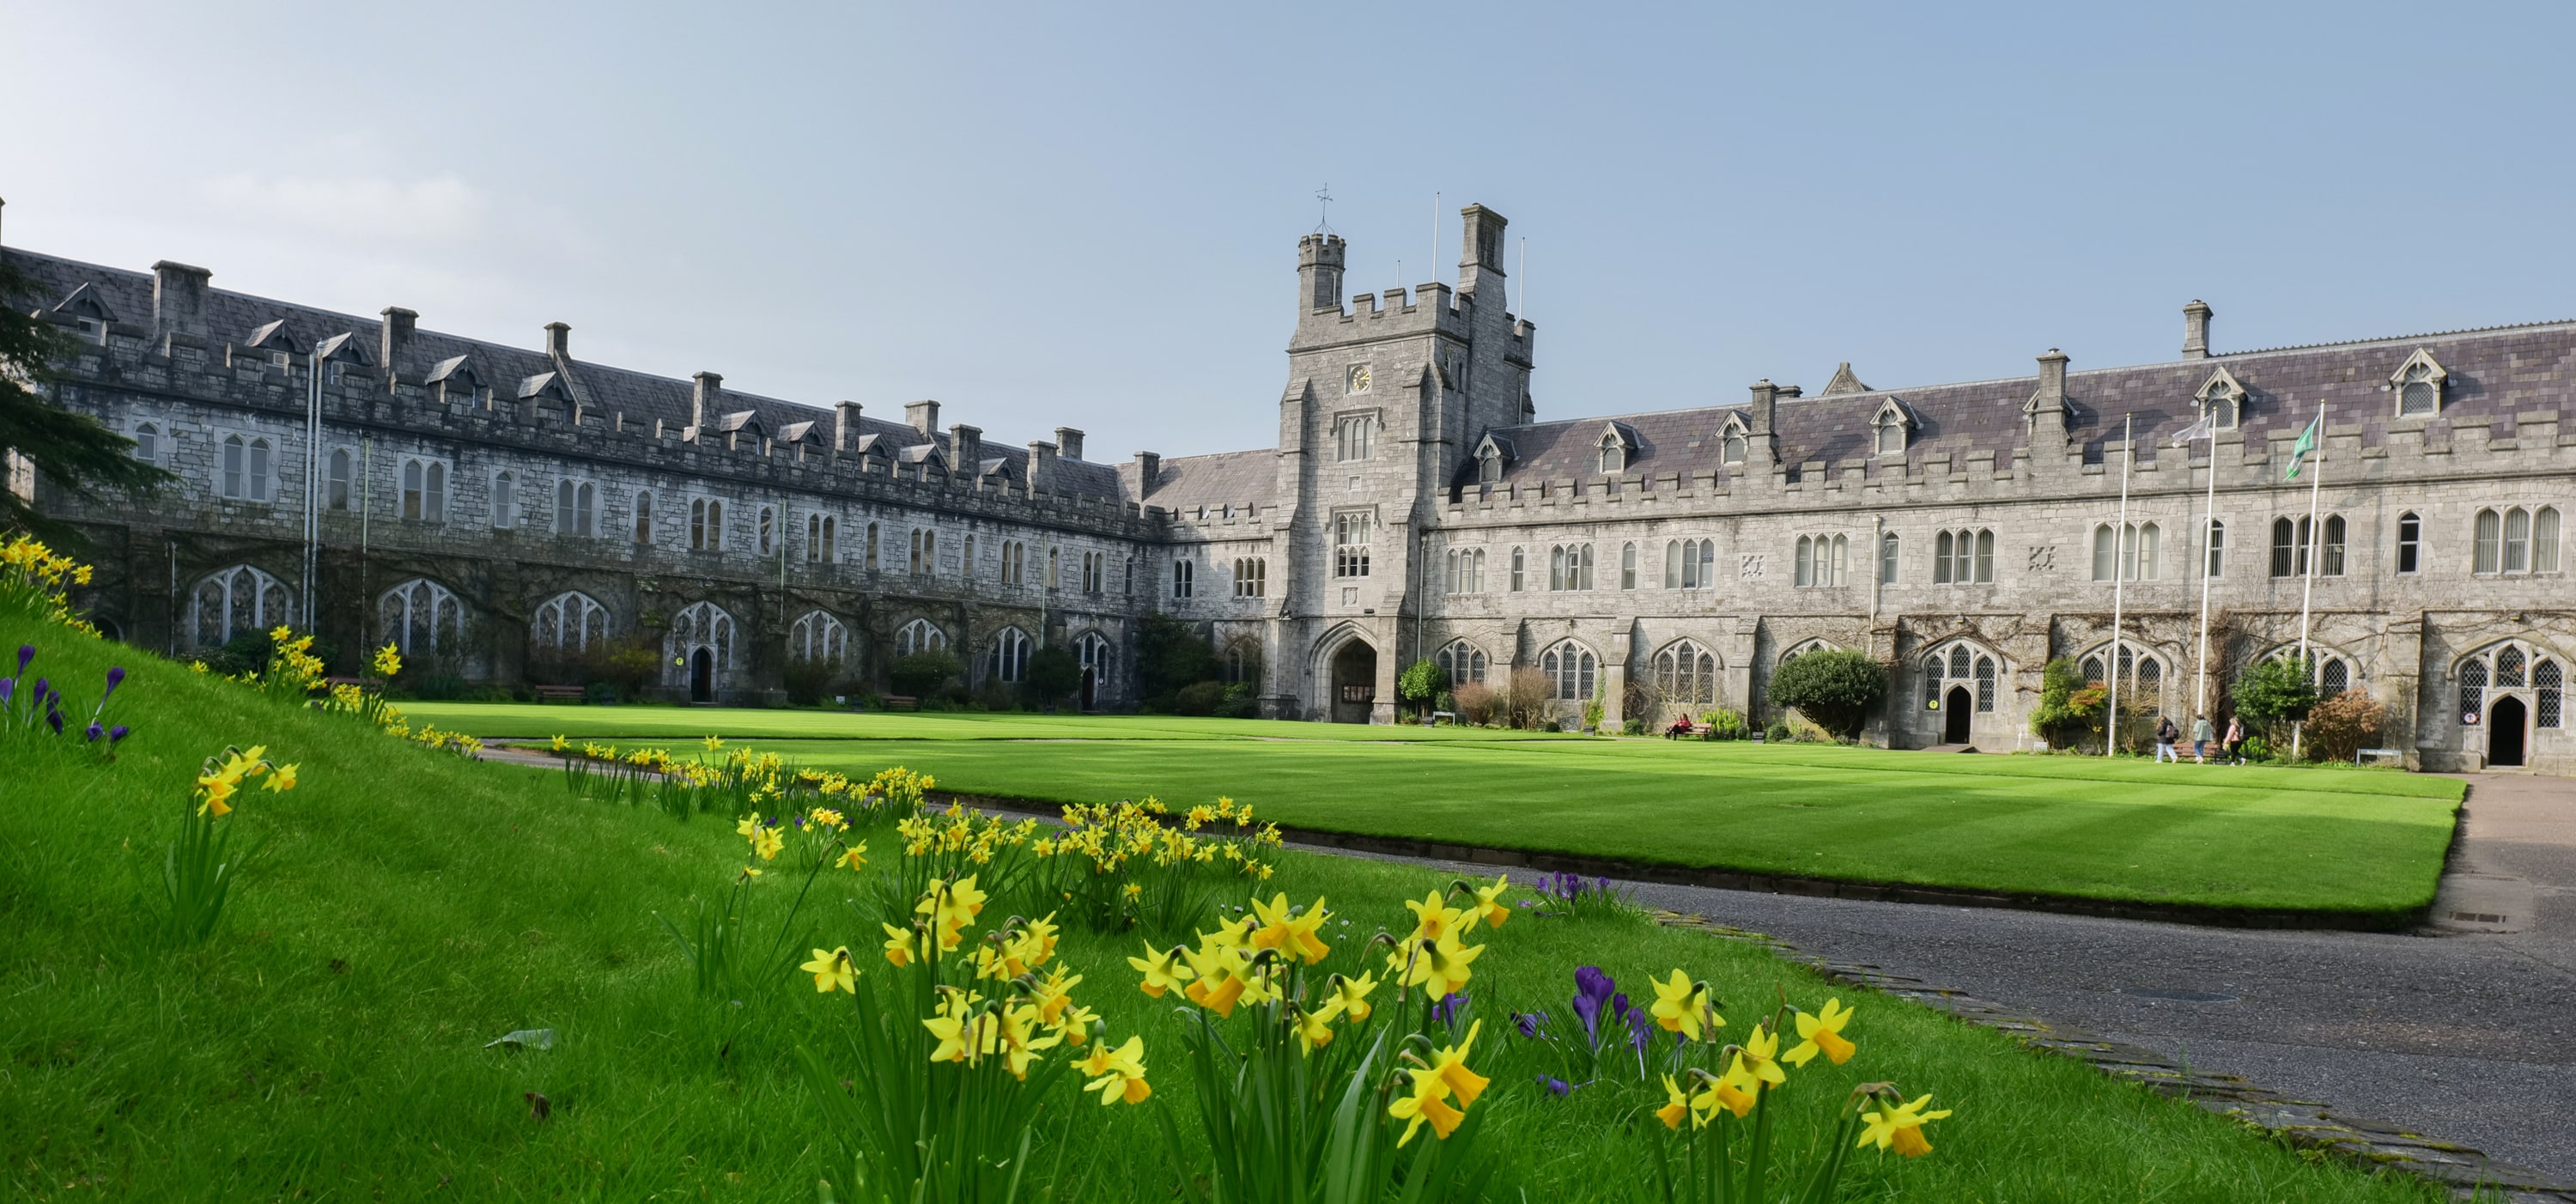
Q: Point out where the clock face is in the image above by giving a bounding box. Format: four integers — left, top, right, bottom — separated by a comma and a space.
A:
1347, 364, 1371, 394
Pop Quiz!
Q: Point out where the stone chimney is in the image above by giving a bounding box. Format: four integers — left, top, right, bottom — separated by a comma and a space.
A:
691, 371, 722, 431
904, 399, 940, 435
1027, 441, 1058, 496
151, 261, 212, 337
2182, 300, 2213, 360
1748, 380, 1778, 435
2026, 349, 2071, 445
1054, 427, 1085, 460
544, 321, 571, 359
834, 401, 863, 451
379, 307, 417, 374
949, 423, 982, 475
1133, 451, 1161, 498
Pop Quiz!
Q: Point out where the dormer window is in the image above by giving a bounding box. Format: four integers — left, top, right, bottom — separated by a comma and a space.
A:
1869, 399, 1911, 456
2196, 368, 2245, 429
2392, 350, 2446, 418
1479, 452, 1503, 484
1718, 416, 1749, 465
1598, 430, 1625, 475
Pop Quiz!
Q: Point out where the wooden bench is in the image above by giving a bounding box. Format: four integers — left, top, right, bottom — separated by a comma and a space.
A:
879, 695, 920, 711
533, 684, 586, 703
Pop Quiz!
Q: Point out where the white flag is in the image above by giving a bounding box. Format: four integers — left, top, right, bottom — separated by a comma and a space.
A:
2171, 411, 2214, 447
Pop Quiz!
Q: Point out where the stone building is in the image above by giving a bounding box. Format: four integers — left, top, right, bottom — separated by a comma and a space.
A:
9, 204, 2573, 773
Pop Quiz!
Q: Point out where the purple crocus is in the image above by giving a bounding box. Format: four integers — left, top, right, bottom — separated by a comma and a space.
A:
1571, 966, 1618, 1046
102, 666, 125, 699
15, 645, 33, 674
1511, 1009, 1546, 1039
0, 678, 12, 707
84, 721, 104, 742
108, 724, 130, 745
1626, 1006, 1654, 1055
1537, 1075, 1572, 1098
1430, 992, 1467, 1025
30, 678, 48, 707
46, 707, 64, 735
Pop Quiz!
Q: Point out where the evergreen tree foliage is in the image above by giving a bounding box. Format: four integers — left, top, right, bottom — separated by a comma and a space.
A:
1765, 648, 1886, 739
0, 257, 174, 540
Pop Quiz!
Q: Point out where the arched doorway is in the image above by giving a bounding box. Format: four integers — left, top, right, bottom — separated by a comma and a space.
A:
1079, 667, 1097, 711
1329, 639, 1378, 724
690, 648, 715, 703
2489, 696, 2527, 768
1944, 686, 1972, 744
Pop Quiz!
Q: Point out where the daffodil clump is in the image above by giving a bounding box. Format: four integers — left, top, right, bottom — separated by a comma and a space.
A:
657, 798, 872, 1000
794, 871, 1143, 1204
553, 738, 917, 828
1035, 796, 1284, 935
0, 533, 100, 634
159, 743, 302, 944
1133, 878, 1510, 1204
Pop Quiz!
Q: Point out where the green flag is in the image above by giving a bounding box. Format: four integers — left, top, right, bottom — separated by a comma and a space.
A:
2284, 411, 2321, 480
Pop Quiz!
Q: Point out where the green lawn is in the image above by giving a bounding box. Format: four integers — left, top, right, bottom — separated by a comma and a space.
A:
407, 702, 2466, 917
1, 611, 2450, 1202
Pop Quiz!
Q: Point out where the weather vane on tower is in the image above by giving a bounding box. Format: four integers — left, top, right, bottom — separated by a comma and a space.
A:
1314, 185, 1335, 235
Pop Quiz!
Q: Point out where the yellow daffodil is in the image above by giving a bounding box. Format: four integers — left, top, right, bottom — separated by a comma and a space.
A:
261, 763, 298, 793
1291, 1000, 1343, 1054
1077, 1036, 1151, 1105
1784, 998, 1857, 1067
1468, 876, 1512, 928
1404, 931, 1484, 999
994, 1003, 1060, 1080
550, 734, 569, 751
1648, 970, 1720, 1042
1857, 1093, 1953, 1158
1388, 1068, 1466, 1146
835, 843, 868, 872
1327, 971, 1378, 1023
702, 735, 724, 751
751, 826, 785, 861
1052, 1000, 1101, 1045
1403, 890, 1466, 941
736, 815, 762, 838
1129, 943, 1194, 998
1711, 1053, 1761, 1118
1656, 1073, 1696, 1129
922, 988, 996, 1064
1425, 1019, 1489, 1107
1739, 1024, 1788, 1092
800, 946, 857, 994
882, 922, 922, 967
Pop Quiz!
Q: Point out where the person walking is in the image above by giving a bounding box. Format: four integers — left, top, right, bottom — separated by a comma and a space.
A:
2154, 714, 2181, 763
2222, 715, 2246, 765
2190, 713, 2215, 763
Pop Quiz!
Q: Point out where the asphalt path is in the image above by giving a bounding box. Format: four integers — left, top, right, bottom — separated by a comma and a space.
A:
1601, 772, 2576, 1183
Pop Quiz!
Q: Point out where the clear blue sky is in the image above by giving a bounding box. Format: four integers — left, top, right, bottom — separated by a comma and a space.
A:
7, 2, 2573, 460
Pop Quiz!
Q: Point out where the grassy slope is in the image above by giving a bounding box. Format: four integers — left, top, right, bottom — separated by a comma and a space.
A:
3, 623, 2447, 1202
411, 704, 2463, 915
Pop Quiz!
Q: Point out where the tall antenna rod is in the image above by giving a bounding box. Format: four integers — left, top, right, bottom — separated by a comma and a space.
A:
1516, 237, 1528, 324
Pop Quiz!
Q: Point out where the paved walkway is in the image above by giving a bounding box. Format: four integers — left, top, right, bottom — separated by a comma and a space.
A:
1607, 772, 2576, 1185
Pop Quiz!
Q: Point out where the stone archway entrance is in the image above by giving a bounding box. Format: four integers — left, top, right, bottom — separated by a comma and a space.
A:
690, 648, 715, 703
2490, 696, 2528, 768
1329, 640, 1378, 724
1944, 686, 1972, 744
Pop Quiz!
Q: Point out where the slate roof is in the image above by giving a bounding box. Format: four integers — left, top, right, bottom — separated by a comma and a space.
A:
1467, 319, 2576, 488
2, 247, 1126, 501
1117, 449, 1278, 511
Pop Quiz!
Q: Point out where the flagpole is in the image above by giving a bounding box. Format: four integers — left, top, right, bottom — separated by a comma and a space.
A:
2293, 399, 2326, 758
2106, 414, 2132, 757
2193, 415, 2219, 723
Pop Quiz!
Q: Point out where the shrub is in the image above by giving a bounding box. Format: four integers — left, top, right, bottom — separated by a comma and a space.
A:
1173, 680, 1227, 716
1136, 612, 1218, 711
890, 650, 964, 697
2305, 689, 2386, 763
1582, 696, 1605, 732
1216, 682, 1259, 719
783, 656, 841, 707
1451, 681, 1496, 726
2233, 655, 2319, 743
2028, 658, 2086, 746
1396, 658, 1443, 720
1765, 648, 1886, 739
1699, 707, 1746, 739
1024, 644, 1081, 707
1503, 667, 1554, 730
1765, 719, 1791, 743
1620, 717, 1644, 735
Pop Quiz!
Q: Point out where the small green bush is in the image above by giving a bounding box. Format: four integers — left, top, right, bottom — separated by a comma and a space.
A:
1765, 719, 1791, 743
889, 650, 964, 697
1765, 648, 1886, 739
2233, 656, 2320, 744
1173, 680, 1227, 716
1024, 644, 1082, 707
1396, 658, 1444, 721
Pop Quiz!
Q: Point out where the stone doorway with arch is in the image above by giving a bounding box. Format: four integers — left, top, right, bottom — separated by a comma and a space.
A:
1943, 687, 1973, 743
1328, 636, 1378, 724
690, 647, 716, 703
2452, 639, 2564, 773
2490, 695, 2528, 769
